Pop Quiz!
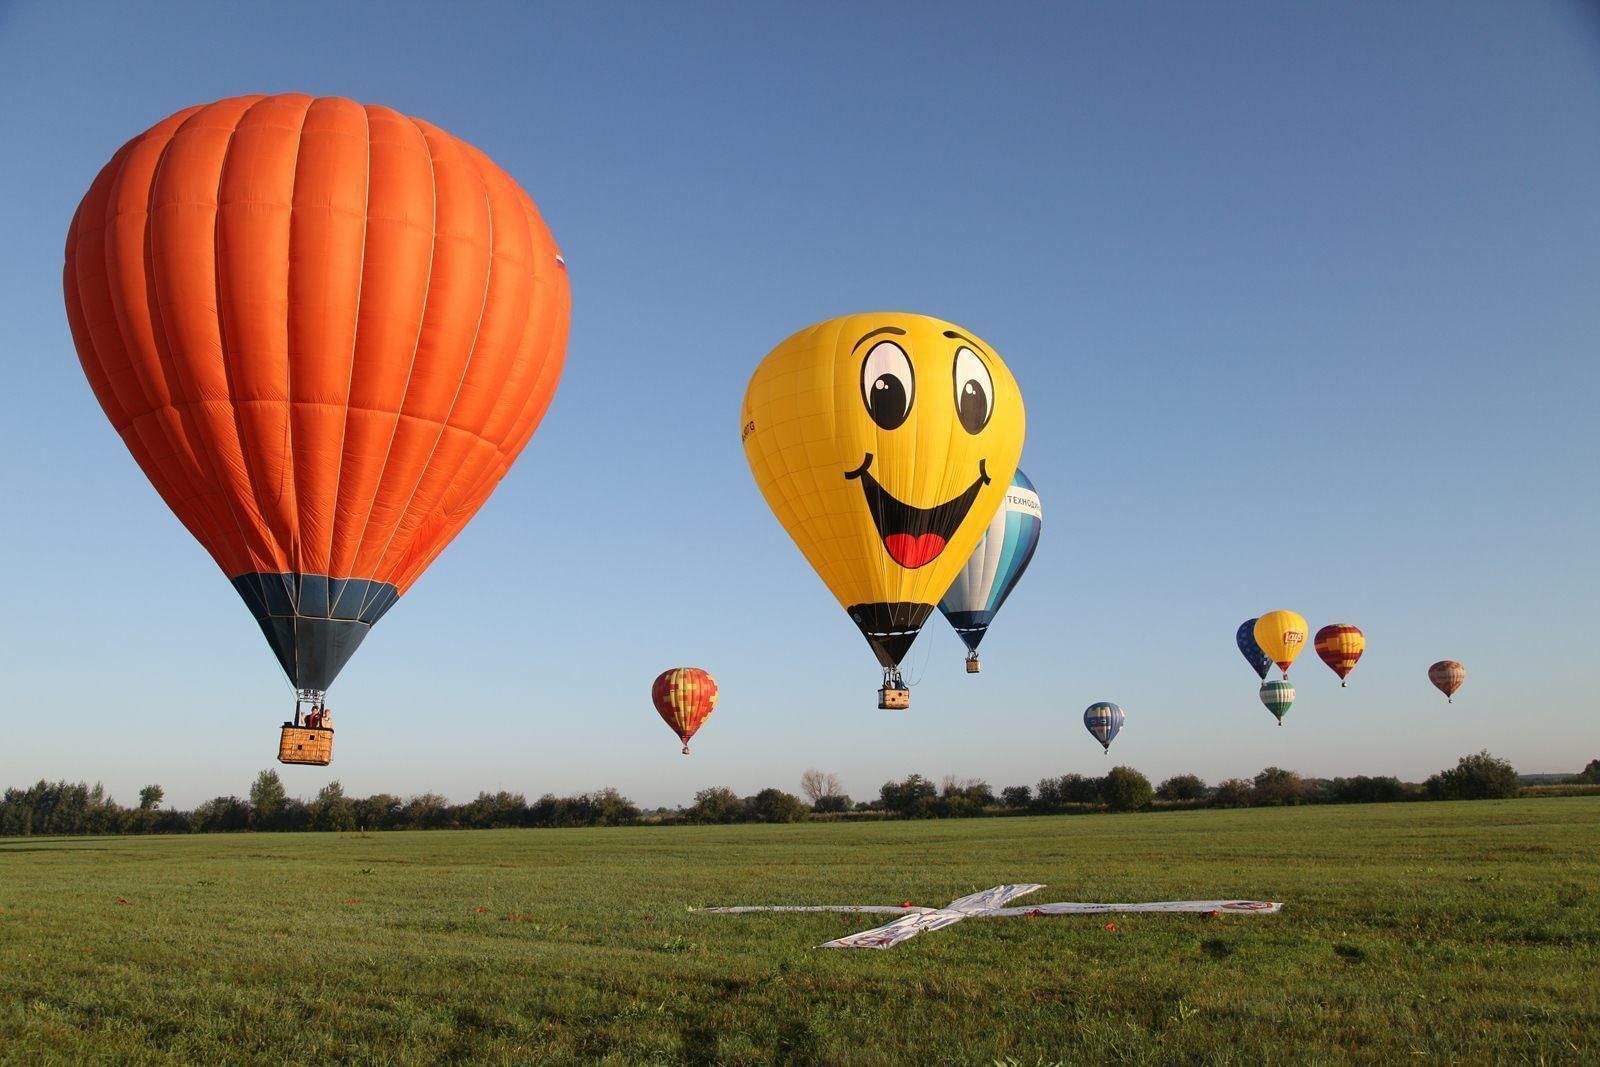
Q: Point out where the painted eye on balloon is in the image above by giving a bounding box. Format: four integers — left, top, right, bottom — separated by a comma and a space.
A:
860, 341, 915, 430
953, 347, 994, 434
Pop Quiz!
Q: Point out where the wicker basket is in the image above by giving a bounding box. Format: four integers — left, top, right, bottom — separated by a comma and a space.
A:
965, 656, 982, 674
878, 686, 911, 710
278, 726, 334, 766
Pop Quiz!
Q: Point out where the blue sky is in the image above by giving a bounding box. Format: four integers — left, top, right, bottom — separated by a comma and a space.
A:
2, 2, 1597, 808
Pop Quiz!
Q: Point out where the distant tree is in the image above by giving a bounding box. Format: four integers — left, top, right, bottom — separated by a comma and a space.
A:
812, 794, 852, 813
1100, 766, 1153, 812
460, 791, 528, 829
1059, 773, 1101, 805
800, 769, 844, 805
587, 788, 640, 826
250, 770, 288, 829
350, 793, 402, 830
936, 778, 994, 818
879, 774, 938, 817
1000, 785, 1032, 809
528, 793, 570, 828
192, 795, 251, 832
1156, 775, 1207, 802
1572, 759, 1600, 785
688, 786, 742, 824
1252, 767, 1306, 807
1212, 778, 1254, 808
75, 783, 122, 834
1032, 774, 1100, 809
402, 792, 452, 829
1325, 776, 1409, 804
309, 781, 357, 832
279, 798, 312, 831
138, 785, 165, 811
745, 788, 809, 823
1426, 751, 1520, 800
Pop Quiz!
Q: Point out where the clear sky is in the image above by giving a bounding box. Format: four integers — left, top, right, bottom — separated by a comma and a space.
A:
2, 2, 1597, 809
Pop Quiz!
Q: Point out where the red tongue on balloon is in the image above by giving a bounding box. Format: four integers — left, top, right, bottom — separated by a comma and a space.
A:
884, 532, 946, 569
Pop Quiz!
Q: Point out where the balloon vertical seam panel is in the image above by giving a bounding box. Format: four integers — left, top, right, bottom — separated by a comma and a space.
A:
65, 94, 569, 692
67, 121, 244, 571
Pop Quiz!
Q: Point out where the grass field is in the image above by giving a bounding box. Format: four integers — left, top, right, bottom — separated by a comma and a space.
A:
3, 799, 1598, 1064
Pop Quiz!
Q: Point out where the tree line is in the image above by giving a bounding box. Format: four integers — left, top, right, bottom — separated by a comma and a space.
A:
2, 753, 1595, 837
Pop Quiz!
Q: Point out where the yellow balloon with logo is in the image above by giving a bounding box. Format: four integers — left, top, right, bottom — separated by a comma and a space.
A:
1254, 610, 1310, 678
741, 313, 1026, 708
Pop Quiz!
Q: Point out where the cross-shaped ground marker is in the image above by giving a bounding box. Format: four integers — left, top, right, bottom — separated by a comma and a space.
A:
700, 884, 1282, 949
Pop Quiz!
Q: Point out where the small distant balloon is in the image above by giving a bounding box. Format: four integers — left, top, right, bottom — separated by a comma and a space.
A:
1428, 661, 1465, 703
1259, 680, 1295, 725
1083, 702, 1125, 753
1314, 624, 1366, 687
1254, 611, 1309, 678
652, 668, 719, 754
1236, 619, 1273, 680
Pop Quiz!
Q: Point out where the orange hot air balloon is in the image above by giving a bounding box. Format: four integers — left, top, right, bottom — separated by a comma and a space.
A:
63, 95, 570, 727
652, 668, 719, 754
1314, 624, 1366, 686
1428, 661, 1465, 703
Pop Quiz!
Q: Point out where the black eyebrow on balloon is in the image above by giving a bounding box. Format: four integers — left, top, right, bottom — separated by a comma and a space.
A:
942, 330, 988, 356
852, 326, 907, 353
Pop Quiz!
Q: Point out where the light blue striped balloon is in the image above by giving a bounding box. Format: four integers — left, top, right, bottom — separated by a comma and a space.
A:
938, 468, 1043, 654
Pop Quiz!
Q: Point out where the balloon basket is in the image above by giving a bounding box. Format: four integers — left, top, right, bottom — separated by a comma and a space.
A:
879, 686, 910, 710
965, 653, 981, 674
279, 726, 333, 766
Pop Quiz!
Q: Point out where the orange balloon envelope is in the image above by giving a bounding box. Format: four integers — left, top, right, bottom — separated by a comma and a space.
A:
63, 94, 570, 695
1314, 624, 1366, 686
1428, 660, 1465, 703
652, 668, 719, 754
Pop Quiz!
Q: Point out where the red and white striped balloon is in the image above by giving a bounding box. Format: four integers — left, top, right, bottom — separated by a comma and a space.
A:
1428, 660, 1465, 703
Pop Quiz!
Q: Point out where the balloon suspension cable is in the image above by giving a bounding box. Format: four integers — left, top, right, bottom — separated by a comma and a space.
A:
883, 666, 906, 690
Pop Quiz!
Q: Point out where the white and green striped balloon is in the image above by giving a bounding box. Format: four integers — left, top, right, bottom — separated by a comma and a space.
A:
1259, 680, 1295, 725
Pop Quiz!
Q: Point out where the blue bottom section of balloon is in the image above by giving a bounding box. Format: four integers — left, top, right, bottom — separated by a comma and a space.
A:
938, 609, 994, 652
231, 573, 400, 692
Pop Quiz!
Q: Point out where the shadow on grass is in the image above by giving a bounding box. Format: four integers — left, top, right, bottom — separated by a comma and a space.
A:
0, 844, 113, 853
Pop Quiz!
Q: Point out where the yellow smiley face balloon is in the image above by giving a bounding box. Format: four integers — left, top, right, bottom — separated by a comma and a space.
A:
742, 313, 1026, 678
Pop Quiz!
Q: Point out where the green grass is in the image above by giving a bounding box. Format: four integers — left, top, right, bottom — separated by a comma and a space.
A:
3, 799, 1598, 1064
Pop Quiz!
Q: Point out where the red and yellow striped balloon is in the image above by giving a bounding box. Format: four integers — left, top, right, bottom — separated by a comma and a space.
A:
1314, 624, 1366, 686
1428, 660, 1465, 703
652, 668, 719, 754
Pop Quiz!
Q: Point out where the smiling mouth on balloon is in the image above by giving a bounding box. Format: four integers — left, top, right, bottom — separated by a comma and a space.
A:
845, 455, 991, 569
